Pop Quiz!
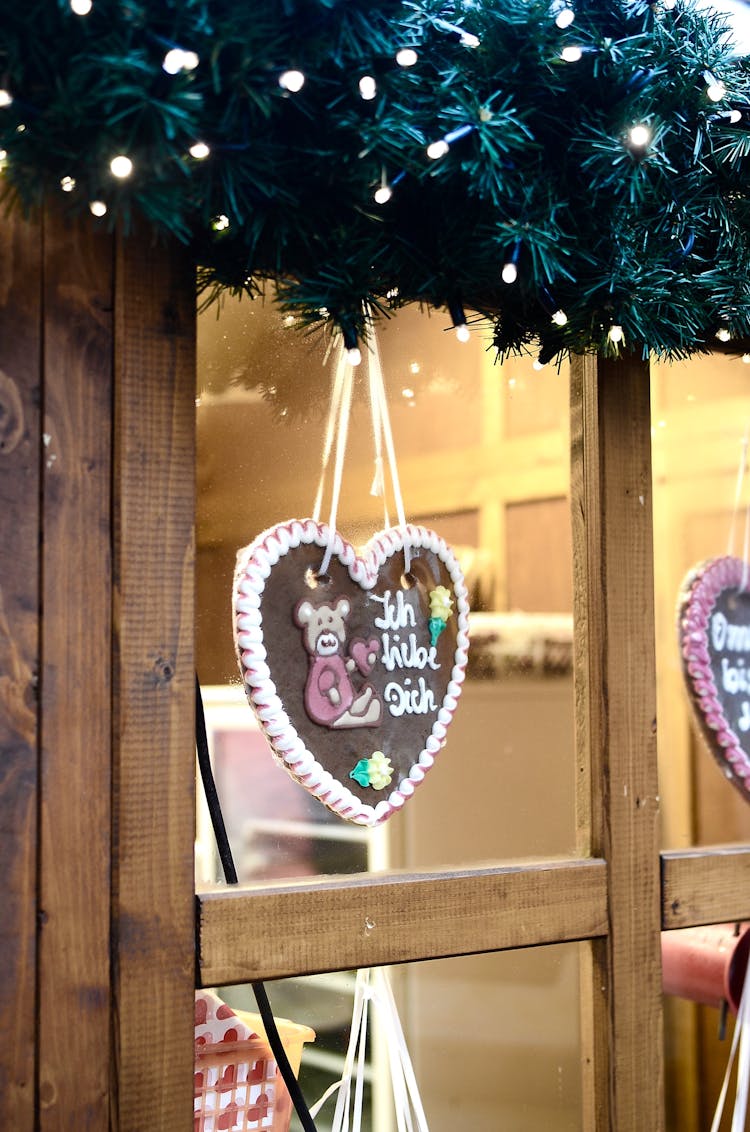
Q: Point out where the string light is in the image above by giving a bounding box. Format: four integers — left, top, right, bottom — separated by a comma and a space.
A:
716, 326, 731, 342
743, 354, 750, 364
628, 123, 652, 148
163, 48, 199, 74
426, 124, 474, 160
189, 141, 210, 159
704, 71, 726, 102
551, 309, 568, 326
211, 214, 230, 231
533, 359, 545, 371
0, 90, 13, 108
374, 169, 392, 204
561, 45, 583, 62
110, 155, 133, 178
89, 200, 107, 216
396, 48, 418, 67
434, 19, 480, 48
608, 324, 624, 343
448, 300, 470, 341
279, 69, 305, 93
346, 347, 362, 366
455, 324, 471, 342
358, 75, 377, 100
60, 176, 76, 192
70, 0, 92, 13
552, 3, 575, 30
501, 242, 521, 284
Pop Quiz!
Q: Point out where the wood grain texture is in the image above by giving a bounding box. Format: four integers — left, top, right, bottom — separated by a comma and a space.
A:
570, 353, 664, 1131
0, 207, 41, 1132
112, 230, 195, 1132
662, 845, 750, 928
38, 209, 114, 1128
197, 858, 608, 985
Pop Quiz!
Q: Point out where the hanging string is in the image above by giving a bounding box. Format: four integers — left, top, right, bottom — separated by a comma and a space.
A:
195, 676, 319, 1132
313, 343, 351, 525
318, 356, 354, 577
710, 968, 750, 1132
309, 968, 429, 1132
366, 329, 411, 572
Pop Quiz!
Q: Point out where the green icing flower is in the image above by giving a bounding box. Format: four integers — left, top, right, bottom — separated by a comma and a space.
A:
349, 751, 394, 790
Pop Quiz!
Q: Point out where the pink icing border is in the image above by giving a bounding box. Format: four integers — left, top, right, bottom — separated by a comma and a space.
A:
679, 555, 750, 789
233, 519, 471, 826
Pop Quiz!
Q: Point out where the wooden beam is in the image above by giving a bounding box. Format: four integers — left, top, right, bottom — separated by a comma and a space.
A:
112, 231, 196, 1131
662, 846, 750, 929
570, 353, 664, 1131
197, 858, 608, 985
0, 207, 41, 1132
38, 209, 114, 1128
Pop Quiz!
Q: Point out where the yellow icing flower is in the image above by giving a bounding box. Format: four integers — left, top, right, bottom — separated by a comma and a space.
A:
367, 751, 393, 790
429, 585, 453, 622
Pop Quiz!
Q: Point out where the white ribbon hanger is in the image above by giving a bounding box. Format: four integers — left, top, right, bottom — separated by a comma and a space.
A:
309, 967, 430, 1132
710, 966, 750, 1132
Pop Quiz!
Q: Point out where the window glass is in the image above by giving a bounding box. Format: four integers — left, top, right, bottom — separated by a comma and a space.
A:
208, 946, 582, 1132
651, 354, 750, 849
196, 299, 577, 877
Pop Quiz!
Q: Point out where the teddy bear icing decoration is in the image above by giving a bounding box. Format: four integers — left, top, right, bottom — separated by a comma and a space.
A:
294, 596, 382, 728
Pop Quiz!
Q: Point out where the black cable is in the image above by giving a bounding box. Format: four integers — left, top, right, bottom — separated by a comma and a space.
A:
195, 675, 319, 1132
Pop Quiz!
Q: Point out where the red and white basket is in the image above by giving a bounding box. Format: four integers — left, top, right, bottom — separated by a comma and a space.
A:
194, 991, 315, 1132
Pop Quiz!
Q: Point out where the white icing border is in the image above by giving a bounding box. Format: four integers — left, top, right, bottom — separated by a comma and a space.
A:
233, 519, 470, 826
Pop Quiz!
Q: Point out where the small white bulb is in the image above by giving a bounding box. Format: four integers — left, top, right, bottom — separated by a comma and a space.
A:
551, 309, 568, 326
716, 327, 731, 342
729, 109, 743, 124
608, 324, 624, 343
374, 185, 392, 204
501, 262, 518, 284
402, 387, 415, 399
346, 347, 362, 366
533, 359, 545, 371
561, 45, 582, 62
181, 51, 199, 71
707, 81, 726, 103
459, 31, 481, 48
427, 139, 450, 160
0, 149, 7, 163
743, 354, 750, 364
0, 90, 13, 108
60, 176, 76, 192
555, 8, 575, 29
455, 324, 471, 343
211, 214, 230, 231
70, 0, 92, 13
359, 75, 377, 101
189, 141, 210, 159
163, 48, 187, 74
110, 155, 133, 178
279, 69, 305, 93
629, 123, 652, 148
396, 48, 418, 67
89, 200, 107, 217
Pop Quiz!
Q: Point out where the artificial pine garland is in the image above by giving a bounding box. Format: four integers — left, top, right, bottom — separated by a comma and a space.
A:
2, 0, 750, 371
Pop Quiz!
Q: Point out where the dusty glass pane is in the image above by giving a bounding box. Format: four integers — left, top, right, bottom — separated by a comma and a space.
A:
210, 946, 581, 1132
196, 297, 577, 877
651, 354, 750, 850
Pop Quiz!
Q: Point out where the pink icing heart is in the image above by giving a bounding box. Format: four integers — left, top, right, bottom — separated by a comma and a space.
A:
349, 637, 380, 675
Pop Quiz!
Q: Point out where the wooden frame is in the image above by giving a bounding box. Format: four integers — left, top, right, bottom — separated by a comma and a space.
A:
2, 208, 750, 1130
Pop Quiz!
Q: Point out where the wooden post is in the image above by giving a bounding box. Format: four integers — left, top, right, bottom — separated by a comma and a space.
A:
0, 206, 195, 1129
0, 209, 42, 1132
571, 353, 665, 1130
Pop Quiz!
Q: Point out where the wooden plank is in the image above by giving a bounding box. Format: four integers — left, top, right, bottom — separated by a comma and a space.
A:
112, 231, 196, 1132
570, 353, 664, 1131
37, 208, 114, 1128
662, 846, 750, 928
197, 858, 608, 985
0, 208, 41, 1131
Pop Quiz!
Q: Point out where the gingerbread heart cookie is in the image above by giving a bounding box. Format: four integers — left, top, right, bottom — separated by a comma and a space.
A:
678, 556, 750, 801
233, 520, 470, 825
